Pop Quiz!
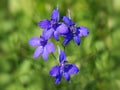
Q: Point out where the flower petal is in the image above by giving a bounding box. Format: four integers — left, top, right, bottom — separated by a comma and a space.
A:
45, 42, 55, 53
44, 28, 54, 40
49, 66, 60, 77
42, 47, 48, 61
54, 31, 59, 41
73, 35, 80, 45
29, 37, 40, 47
64, 64, 79, 75
77, 26, 89, 37
33, 46, 43, 58
63, 72, 70, 81
63, 35, 73, 46
51, 8, 60, 22
55, 73, 62, 84
38, 19, 51, 29
56, 23, 68, 34
63, 39, 70, 46
42, 29, 48, 36
62, 16, 74, 26
59, 50, 67, 63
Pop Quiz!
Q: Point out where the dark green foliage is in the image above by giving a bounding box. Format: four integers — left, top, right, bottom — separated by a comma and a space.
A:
0, 0, 120, 90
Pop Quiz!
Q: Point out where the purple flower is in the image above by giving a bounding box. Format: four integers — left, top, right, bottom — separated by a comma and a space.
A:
38, 8, 68, 40
29, 36, 55, 60
62, 16, 89, 46
49, 49, 79, 84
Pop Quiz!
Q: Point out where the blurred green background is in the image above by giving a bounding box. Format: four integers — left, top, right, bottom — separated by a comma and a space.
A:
0, 0, 120, 90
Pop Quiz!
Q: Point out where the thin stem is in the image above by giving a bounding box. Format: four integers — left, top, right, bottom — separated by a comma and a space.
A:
63, 46, 66, 52
68, 8, 71, 19
57, 4, 59, 9
62, 43, 66, 52
51, 53, 57, 60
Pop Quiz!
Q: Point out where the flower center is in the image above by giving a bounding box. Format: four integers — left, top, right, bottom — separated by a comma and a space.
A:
51, 20, 58, 30
60, 64, 65, 73
70, 26, 76, 34
40, 40, 47, 46
51, 19, 56, 25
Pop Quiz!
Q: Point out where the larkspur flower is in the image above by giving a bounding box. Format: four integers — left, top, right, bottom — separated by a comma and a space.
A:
29, 8, 89, 84
49, 49, 79, 84
62, 16, 89, 46
29, 35, 55, 60
38, 8, 68, 40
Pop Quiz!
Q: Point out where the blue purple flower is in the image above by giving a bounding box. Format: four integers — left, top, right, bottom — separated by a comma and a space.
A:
29, 8, 90, 84
62, 16, 89, 46
49, 49, 79, 84
29, 35, 55, 60
38, 8, 68, 40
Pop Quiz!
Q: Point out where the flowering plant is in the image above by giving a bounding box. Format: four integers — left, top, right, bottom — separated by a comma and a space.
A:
29, 8, 89, 84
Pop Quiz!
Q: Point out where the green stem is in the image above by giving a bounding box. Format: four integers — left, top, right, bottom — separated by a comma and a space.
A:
51, 53, 57, 60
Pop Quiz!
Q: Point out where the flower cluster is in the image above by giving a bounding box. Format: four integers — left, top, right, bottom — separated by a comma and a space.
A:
29, 8, 89, 84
